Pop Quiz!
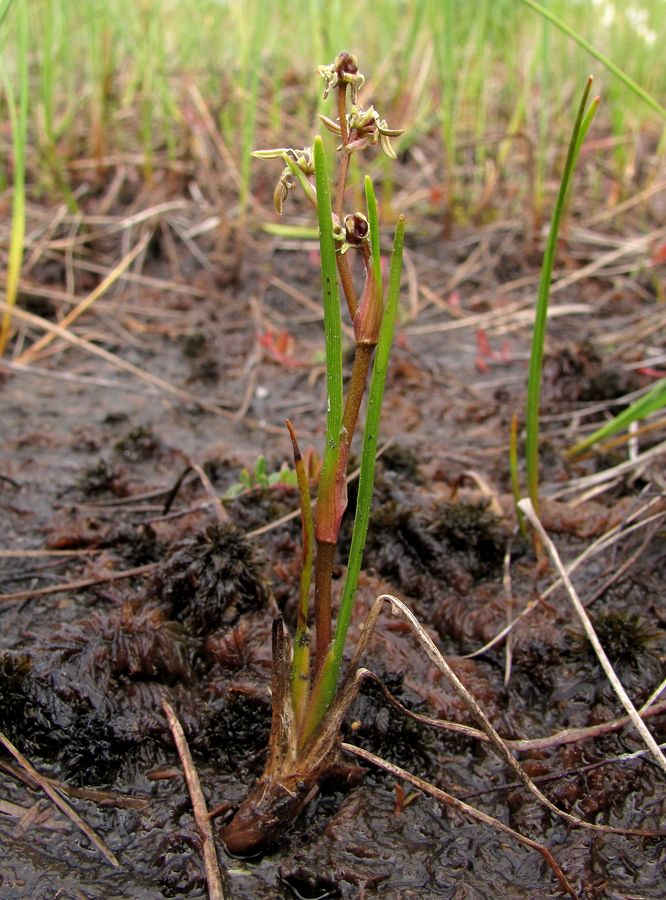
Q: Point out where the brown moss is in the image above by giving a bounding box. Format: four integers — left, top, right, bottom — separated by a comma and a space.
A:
154, 524, 270, 635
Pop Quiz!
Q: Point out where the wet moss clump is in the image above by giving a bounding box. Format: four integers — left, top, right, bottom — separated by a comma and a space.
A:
191, 689, 271, 774
347, 672, 437, 773
429, 499, 506, 578
379, 442, 424, 483
114, 425, 162, 462
364, 500, 441, 595
0, 604, 190, 782
107, 522, 164, 566
154, 524, 270, 635
77, 458, 128, 497
48, 603, 191, 686
364, 498, 506, 599
590, 611, 655, 666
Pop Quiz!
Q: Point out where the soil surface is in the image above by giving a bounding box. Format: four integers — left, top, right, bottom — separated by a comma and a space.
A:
1, 145, 665, 899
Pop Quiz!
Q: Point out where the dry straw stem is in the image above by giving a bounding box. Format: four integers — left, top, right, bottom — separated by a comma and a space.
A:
0, 728, 119, 867
360, 669, 666, 754
15, 231, 151, 364
0, 299, 282, 434
0, 562, 157, 604
369, 594, 659, 837
550, 439, 666, 500
162, 701, 226, 900
466, 495, 665, 658
342, 742, 578, 900
518, 498, 666, 776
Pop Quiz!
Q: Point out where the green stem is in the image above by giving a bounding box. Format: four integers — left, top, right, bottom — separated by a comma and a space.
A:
286, 420, 314, 726
312, 135, 343, 671
518, 0, 666, 120
306, 215, 405, 730
525, 78, 598, 515
0, 0, 28, 355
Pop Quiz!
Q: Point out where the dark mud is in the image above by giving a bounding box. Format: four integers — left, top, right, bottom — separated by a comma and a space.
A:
1, 168, 665, 898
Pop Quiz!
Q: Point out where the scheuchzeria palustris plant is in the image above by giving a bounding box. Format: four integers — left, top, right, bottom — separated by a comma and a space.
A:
221, 52, 405, 854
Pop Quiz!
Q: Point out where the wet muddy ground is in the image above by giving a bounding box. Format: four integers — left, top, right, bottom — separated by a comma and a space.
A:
1, 149, 665, 898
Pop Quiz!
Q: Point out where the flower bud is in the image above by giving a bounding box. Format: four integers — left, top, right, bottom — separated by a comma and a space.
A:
273, 172, 291, 215
353, 258, 382, 346
334, 52, 358, 78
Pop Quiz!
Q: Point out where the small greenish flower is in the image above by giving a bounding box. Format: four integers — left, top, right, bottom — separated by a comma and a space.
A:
317, 51, 365, 103
320, 104, 404, 160
329, 211, 370, 255
251, 146, 315, 214
340, 212, 369, 254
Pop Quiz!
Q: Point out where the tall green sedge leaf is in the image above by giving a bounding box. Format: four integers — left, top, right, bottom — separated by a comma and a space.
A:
312, 214, 406, 724
518, 0, 666, 120
286, 419, 315, 728
0, 0, 28, 354
365, 175, 381, 294
0, 0, 13, 30
525, 79, 598, 514
312, 135, 343, 525
567, 379, 666, 458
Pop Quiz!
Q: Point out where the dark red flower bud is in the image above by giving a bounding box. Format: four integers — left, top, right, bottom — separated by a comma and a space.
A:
334, 52, 358, 77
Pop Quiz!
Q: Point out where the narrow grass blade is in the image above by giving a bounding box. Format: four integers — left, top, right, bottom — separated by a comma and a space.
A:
525, 79, 599, 513
312, 134, 343, 530
365, 176, 381, 296
342, 743, 577, 899
286, 419, 314, 726
518, 0, 666, 120
509, 413, 527, 538
313, 215, 406, 719
518, 499, 666, 776
0, 0, 13, 29
260, 223, 319, 239
567, 379, 666, 458
0, 0, 28, 355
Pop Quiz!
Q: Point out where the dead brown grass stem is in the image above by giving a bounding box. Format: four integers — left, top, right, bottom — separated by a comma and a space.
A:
363, 670, 666, 752
407, 224, 666, 341
374, 593, 659, 836
551, 439, 666, 500
466, 497, 665, 658
38, 200, 191, 249
187, 462, 230, 524
0, 299, 283, 434
0, 562, 157, 604
0, 728, 119, 867
342, 742, 579, 899
0, 549, 101, 558
186, 82, 242, 191
16, 232, 152, 364
581, 178, 666, 227
519, 498, 666, 775
162, 701, 226, 900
